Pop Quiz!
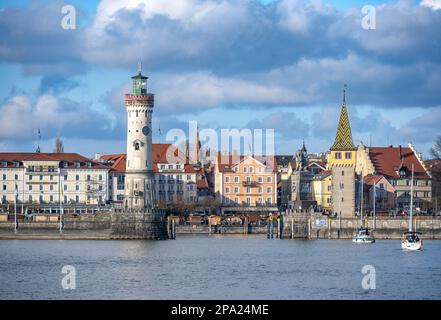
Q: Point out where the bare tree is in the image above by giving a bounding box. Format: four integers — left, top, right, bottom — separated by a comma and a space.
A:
54, 138, 64, 153
430, 136, 441, 160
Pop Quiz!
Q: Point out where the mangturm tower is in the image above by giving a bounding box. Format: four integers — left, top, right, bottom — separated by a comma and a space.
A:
124, 63, 154, 210
328, 86, 356, 218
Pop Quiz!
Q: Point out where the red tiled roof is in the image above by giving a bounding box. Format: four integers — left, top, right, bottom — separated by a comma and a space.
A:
368, 147, 429, 179
196, 178, 209, 189
100, 144, 193, 173
216, 153, 277, 173
363, 174, 384, 186
0, 153, 109, 170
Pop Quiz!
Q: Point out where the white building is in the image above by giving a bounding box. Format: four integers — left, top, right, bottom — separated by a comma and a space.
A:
0, 153, 110, 211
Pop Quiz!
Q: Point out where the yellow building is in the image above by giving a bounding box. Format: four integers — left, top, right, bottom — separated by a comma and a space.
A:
312, 170, 332, 211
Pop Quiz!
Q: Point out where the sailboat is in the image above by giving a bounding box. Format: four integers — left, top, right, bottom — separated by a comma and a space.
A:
352, 172, 375, 244
401, 164, 423, 251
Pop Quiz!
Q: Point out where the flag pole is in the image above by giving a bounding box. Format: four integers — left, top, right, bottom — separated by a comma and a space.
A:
14, 184, 18, 234
59, 170, 63, 234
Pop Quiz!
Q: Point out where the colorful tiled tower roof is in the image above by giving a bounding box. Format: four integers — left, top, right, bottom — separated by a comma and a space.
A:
330, 89, 355, 151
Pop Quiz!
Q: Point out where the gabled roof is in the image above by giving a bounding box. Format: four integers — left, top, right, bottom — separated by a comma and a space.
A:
368, 146, 429, 179
313, 170, 332, 180
215, 153, 277, 173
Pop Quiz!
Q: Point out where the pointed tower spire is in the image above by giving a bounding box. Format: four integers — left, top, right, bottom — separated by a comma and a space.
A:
330, 85, 355, 150
36, 129, 41, 153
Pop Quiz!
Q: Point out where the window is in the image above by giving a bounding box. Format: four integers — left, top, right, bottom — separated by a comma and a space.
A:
39, 195, 43, 203
266, 197, 271, 205
267, 187, 272, 193
29, 195, 32, 203
244, 167, 247, 173
76, 185, 79, 191
225, 198, 230, 205
267, 176, 272, 183
246, 187, 250, 193
76, 175, 79, 181
225, 187, 230, 194
335, 152, 342, 159
39, 175, 43, 181
345, 152, 352, 159
234, 176, 239, 183
64, 185, 67, 191
246, 197, 251, 206
15, 174, 18, 180
50, 175, 53, 181
187, 175, 191, 181
225, 176, 230, 183
379, 183, 384, 190
246, 176, 251, 183
75, 195, 79, 203
258, 187, 263, 193
2, 185, 5, 191
327, 185, 332, 191
87, 175, 91, 181
249, 166, 253, 173
50, 185, 53, 191
258, 176, 263, 183
64, 175, 67, 181
2, 174, 5, 180
29, 185, 32, 191
39, 185, 43, 191
234, 198, 239, 205
29, 175, 32, 181
50, 195, 54, 202
234, 187, 239, 193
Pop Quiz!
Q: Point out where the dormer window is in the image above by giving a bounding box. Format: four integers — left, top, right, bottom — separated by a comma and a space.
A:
74, 161, 81, 168
399, 167, 407, 178
63, 161, 68, 168
2, 161, 7, 167
86, 161, 92, 168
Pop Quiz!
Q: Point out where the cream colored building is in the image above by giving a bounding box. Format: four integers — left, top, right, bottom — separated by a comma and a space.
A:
0, 153, 110, 211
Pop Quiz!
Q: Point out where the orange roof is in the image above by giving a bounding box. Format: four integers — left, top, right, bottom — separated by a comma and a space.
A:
363, 174, 384, 186
368, 146, 429, 179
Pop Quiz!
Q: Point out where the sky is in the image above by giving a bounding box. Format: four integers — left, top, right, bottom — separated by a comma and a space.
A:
0, 0, 440, 159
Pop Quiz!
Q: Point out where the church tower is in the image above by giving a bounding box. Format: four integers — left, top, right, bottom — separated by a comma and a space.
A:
124, 64, 154, 210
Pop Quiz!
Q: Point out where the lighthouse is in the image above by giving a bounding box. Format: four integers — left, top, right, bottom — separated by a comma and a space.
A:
124, 64, 154, 210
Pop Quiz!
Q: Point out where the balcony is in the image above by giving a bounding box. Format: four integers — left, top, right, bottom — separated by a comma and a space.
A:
242, 181, 261, 188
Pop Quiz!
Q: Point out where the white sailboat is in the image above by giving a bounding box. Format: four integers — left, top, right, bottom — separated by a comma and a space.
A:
401, 164, 423, 251
352, 172, 375, 244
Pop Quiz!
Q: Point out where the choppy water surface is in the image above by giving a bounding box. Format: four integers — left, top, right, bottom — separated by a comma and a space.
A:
1, 235, 440, 299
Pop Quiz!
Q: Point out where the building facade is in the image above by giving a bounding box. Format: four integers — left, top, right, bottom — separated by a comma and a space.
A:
214, 154, 278, 211
0, 153, 110, 211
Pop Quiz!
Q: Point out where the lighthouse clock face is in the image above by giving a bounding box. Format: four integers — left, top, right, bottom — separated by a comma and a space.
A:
142, 126, 150, 136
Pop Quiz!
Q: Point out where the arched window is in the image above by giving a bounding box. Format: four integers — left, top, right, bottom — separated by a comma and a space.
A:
135, 142, 140, 150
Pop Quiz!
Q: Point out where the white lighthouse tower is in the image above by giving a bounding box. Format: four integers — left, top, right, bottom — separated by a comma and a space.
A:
124, 63, 154, 210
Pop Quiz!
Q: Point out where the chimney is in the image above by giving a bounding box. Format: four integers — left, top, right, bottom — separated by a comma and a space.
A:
399, 145, 402, 160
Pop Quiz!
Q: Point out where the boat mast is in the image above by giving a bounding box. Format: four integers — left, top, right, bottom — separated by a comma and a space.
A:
409, 164, 414, 232
360, 174, 364, 227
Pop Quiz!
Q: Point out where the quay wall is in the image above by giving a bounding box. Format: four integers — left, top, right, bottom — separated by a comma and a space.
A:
0, 211, 168, 240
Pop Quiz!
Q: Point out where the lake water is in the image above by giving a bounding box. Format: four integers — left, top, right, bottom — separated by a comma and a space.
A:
1, 235, 440, 299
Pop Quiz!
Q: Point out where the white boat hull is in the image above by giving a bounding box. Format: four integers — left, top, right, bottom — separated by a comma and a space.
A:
401, 240, 423, 251
352, 236, 375, 244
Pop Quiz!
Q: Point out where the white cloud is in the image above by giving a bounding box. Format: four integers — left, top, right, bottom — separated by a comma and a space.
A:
0, 94, 114, 141
421, 0, 441, 10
